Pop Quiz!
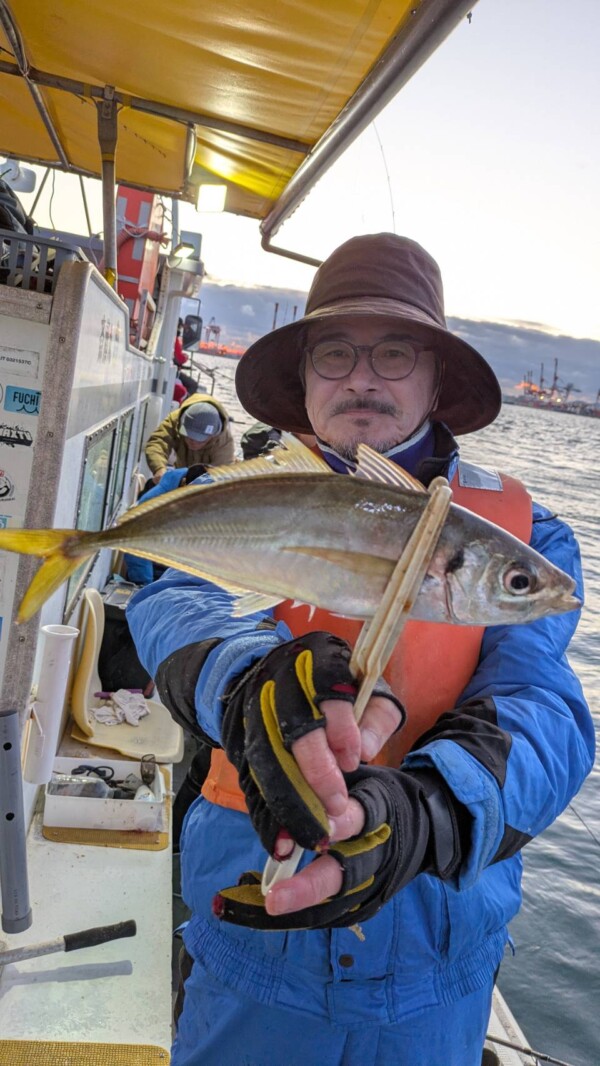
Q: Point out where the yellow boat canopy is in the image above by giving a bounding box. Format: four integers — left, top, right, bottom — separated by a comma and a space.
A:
0, 0, 473, 242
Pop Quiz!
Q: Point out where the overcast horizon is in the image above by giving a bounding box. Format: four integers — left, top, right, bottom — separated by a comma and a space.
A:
187, 280, 600, 404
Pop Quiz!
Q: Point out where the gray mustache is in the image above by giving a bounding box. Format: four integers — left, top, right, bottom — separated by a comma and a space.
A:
331, 399, 398, 417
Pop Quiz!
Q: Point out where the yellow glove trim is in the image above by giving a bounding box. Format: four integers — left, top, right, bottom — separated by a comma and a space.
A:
294, 649, 325, 722
333, 823, 391, 858
258, 679, 330, 835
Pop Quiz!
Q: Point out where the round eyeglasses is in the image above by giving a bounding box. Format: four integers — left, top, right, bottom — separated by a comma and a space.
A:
307, 339, 431, 381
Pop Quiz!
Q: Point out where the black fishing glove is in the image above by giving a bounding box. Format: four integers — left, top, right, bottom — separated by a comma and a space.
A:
214, 764, 470, 930
219, 631, 405, 856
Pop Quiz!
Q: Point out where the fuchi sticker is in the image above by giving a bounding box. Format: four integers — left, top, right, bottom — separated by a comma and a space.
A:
0, 423, 33, 448
4, 386, 41, 416
0, 471, 15, 500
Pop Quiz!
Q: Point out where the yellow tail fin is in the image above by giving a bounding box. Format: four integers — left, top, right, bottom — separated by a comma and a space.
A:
0, 528, 91, 623
0, 529, 76, 557
17, 552, 85, 623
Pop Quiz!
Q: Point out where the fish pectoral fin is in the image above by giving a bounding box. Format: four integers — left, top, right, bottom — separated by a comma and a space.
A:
285, 546, 393, 579
118, 553, 283, 617
353, 445, 427, 492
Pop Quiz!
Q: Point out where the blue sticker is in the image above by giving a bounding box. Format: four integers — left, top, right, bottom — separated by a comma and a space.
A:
4, 386, 41, 416
0, 516, 8, 528
0, 618, 3, 641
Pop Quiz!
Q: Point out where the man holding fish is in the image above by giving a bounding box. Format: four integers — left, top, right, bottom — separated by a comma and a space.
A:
130, 232, 593, 1066
0, 235, 592, 1064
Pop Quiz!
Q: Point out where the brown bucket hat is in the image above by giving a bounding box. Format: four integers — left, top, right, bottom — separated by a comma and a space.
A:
235, 233, 501, 436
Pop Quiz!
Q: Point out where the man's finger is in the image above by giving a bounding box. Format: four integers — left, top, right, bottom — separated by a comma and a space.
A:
321, 697, 361, 771
265, 854, 343, 915
292, 728, 349, 816
359, 695, 403, 761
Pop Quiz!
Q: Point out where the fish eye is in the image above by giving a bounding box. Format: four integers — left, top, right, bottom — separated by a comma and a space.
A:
503, 564, 537, 596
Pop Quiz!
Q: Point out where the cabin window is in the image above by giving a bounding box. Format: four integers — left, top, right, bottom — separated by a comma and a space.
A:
107, 407, 135, 520
63, 420, 117, 618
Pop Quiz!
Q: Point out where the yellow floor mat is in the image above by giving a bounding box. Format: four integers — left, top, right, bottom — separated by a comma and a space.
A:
0, 1042, 169, 1064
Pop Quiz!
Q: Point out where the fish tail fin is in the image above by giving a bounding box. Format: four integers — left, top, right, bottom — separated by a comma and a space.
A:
0, 528, 76, 558
0, 528, 90, 623
17, 552, 84, 623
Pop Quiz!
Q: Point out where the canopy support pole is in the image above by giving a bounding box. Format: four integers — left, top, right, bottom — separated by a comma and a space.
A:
261, 0, 478, 258
0, 1, 70, 169
97, 87, 118, 288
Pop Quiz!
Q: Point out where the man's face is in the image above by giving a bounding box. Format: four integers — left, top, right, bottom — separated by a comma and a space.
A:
183, 436, 208, 452
304, 316, 439, 457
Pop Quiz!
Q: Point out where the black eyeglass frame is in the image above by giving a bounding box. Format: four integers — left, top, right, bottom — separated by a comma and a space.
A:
305, 339, 436, 381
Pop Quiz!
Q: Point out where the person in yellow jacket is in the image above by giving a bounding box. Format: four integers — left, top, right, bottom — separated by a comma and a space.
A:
144, 392, 234, 483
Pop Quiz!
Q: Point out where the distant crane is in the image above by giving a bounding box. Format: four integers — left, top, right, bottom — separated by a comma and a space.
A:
204, 317, 221, 345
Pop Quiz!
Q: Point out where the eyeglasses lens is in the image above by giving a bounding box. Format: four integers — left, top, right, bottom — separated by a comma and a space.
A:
310, 340, 418, 380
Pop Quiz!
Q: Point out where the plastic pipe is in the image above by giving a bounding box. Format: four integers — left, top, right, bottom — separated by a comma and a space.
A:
23, 624, 79, 785
0, 710, 32, 932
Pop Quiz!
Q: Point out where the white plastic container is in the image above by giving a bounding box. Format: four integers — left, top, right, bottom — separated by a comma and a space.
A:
23, 624, 80, 785
43, 756, 166, 832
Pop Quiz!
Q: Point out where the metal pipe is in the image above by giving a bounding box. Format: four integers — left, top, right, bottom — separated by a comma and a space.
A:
261, 0, 478, 245
97, 88, 118, 288
28, 165, 51, 217
0, 710, 32, 934
0, 60, 310, 156
0, 2, 70, 169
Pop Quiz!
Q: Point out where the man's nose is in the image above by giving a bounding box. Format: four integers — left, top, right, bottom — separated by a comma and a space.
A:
343, 353, 379, 388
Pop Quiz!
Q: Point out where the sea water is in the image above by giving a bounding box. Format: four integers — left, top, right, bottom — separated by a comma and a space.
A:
194, 357, 600, 1066
461, 406, 600, 1066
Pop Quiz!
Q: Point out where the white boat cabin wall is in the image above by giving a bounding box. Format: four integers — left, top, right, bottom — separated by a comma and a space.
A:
0, 231, 161, 831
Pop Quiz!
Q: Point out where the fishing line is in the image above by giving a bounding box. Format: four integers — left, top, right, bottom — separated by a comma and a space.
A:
372, 121, 396, 233
568, 802, 600, 851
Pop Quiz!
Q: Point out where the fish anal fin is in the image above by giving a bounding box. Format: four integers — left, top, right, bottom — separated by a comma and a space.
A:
230, 591, 284, 617
354, 445, 426, 492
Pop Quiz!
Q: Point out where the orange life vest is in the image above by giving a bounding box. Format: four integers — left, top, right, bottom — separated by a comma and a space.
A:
202, 465, 532, 813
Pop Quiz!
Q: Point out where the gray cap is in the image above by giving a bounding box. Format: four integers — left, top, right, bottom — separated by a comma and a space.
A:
180, 402, 223, 442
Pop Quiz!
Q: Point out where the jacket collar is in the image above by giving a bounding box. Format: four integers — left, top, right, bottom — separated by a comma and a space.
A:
316, 421, 459, 486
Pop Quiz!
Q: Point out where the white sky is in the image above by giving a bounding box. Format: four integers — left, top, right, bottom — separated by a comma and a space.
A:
13, 0, 600, 340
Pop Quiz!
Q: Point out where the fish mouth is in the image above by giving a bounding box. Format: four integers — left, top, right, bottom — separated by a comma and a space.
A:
557, 592, 582, 612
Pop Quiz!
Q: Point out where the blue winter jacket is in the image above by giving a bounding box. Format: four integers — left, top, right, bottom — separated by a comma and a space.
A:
127, 456, 594, 1026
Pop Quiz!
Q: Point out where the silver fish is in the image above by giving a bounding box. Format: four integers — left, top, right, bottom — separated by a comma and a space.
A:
0, 436, 580, 625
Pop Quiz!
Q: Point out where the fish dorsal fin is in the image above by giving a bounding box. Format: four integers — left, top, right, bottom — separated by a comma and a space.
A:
115, 481, 202, 526
116, 435, 331, 527
354, 445, 427, 492
208, 432, 330, 483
